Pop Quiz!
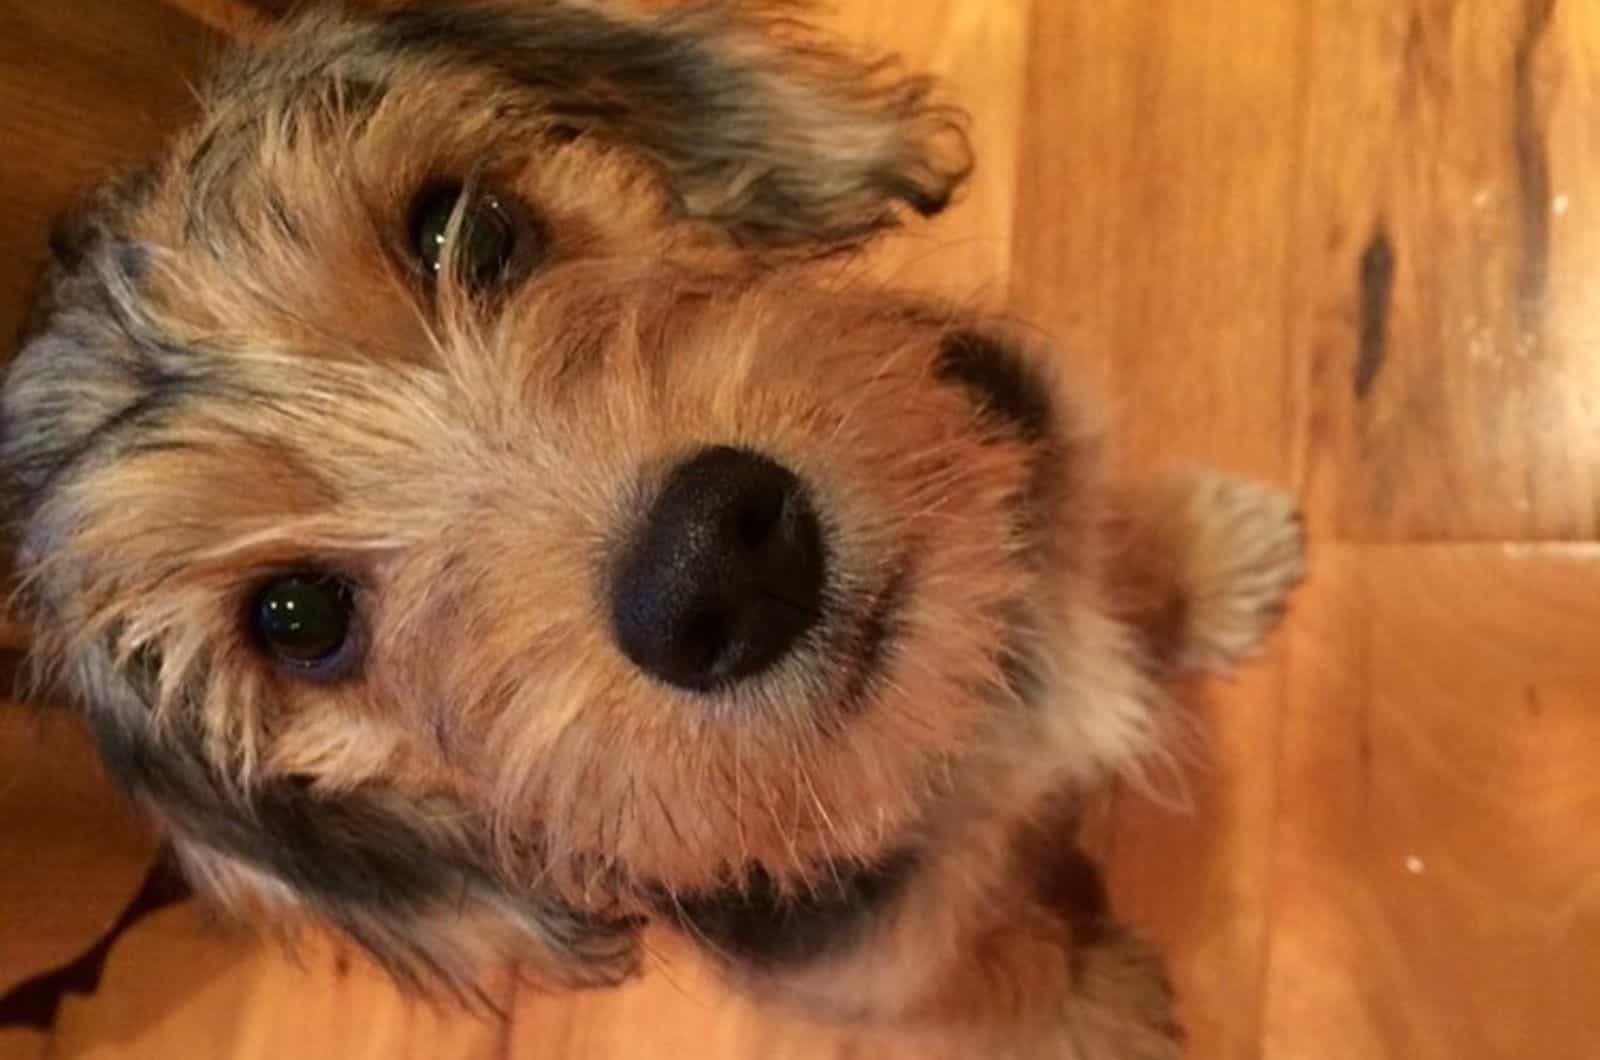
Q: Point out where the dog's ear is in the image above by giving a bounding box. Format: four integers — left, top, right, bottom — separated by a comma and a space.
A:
374, 2, 973, 250
2, 164, 171, 523
2, 265, 155, 528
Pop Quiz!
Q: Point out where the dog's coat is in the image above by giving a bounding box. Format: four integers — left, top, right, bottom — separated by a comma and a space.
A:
2, 4, 1303, 1054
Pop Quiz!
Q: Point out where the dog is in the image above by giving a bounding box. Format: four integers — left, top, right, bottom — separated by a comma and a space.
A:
2, 2, 1304, 1055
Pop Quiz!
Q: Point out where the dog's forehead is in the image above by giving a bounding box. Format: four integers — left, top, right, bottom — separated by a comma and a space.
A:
172, 10, 627, 239
214, 3, 713, 98
183, 1, 777, 201
212, 4, 687, 92
84, 15, 705, 373
48, 0, 965, 361
5, 0, 979, 530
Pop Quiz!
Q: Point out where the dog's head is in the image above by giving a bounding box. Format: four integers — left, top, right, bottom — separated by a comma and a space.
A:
4, 1, 1128, 995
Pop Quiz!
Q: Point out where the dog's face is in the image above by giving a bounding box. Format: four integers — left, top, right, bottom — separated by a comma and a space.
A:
4, 2, 1108, 993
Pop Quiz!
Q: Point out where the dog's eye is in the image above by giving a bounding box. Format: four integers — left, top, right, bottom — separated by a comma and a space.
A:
252, 574, 355, 671
411, 185, 523, 289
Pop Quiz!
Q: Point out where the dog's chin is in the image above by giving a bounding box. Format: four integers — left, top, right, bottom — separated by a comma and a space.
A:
660, 848, 920, 969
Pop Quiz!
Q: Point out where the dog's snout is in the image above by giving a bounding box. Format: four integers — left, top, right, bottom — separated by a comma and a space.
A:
611, 446, 825, 692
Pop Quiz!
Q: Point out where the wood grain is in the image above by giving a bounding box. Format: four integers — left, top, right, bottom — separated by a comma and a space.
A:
1291, 1, 1600, 541
0, 1029, 47, 1060
47, 905, 506, 1060
161, 0, 271, 38
0, 713, 157, 998
1266, 545, 1600, 1060
1011, 0, 1308, 481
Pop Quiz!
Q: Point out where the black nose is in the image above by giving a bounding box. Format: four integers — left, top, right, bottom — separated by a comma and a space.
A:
611, 446, 826, 692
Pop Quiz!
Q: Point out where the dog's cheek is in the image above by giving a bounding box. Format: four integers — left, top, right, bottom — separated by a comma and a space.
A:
933, 331, 1056, 443
76, 646, 640, 996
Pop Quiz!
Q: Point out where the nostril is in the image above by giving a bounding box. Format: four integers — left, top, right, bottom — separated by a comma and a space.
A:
736, 483, 786, 549
685, 608, 732, 675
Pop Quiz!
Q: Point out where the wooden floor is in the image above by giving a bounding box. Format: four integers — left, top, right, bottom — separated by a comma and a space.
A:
3, 0, 1600, 1057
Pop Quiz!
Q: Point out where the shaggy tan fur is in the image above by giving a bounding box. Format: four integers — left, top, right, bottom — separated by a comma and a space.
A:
3, 2, 1303, 1053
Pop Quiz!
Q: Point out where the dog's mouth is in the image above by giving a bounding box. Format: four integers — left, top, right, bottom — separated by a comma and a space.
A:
660, 848, 919, 969
829, 558, 912, 716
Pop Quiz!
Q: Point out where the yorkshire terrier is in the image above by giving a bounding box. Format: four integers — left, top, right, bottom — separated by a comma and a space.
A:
3, 2, 1303, 1056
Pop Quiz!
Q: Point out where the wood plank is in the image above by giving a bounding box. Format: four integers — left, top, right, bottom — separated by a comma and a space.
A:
1012, 5, 1310, 1060
0, 1028, 48, 1060
157, 0, 270, 40
1265, 544, 1600, 1060
48, 906, 509, 1060
1011, 0, 1309, 480
0, 710, 157, 999
1291, 0, 1600, 541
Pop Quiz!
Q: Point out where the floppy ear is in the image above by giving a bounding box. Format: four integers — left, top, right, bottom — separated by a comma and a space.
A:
373, 1, 973, 249
1, 165, 170, 525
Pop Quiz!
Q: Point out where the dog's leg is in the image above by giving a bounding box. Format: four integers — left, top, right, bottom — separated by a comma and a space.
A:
1108, 469, 1305, 675
1031, 842, 1185, 1060
864, 833, 1182, 1059
898, 912, 1183, 1059
1054, 926, 1186, 1060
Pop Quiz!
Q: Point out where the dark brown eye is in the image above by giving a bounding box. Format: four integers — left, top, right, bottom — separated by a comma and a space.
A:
252, 573, 356, 672
410, 184, 524, 289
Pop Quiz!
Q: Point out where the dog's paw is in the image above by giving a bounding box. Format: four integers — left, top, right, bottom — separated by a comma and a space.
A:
1169, 470, 1305, 673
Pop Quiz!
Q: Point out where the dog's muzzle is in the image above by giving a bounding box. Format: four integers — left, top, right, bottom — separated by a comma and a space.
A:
610, 445, 826, 692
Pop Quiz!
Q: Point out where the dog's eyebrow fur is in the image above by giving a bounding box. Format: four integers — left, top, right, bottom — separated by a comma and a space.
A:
194, 2, 968, 250
366, 5, 809, 154
389, 2, 966, 237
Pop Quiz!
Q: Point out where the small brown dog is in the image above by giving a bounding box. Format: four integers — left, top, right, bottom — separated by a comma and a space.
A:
3, 3, 1303, 1055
